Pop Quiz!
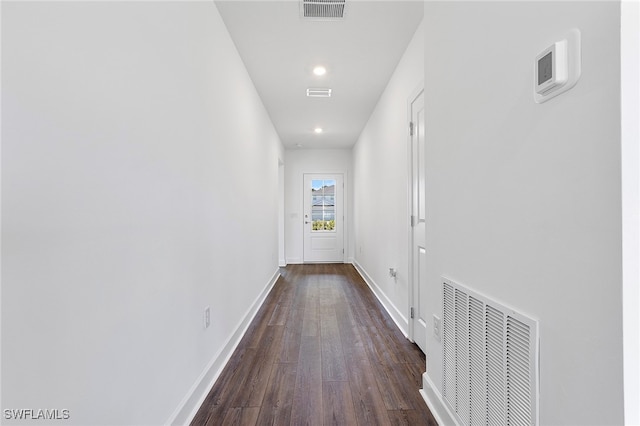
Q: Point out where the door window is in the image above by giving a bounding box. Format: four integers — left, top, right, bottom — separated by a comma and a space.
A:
310, 179, 336, 232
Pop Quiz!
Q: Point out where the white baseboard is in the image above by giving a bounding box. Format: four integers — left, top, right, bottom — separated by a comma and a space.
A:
352, 260, 408, 337
285, 257, 302, 264
166, 268, 281, 426
420, 372, 459, 426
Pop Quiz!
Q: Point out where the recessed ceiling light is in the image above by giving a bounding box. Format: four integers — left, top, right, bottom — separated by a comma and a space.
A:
314, 128, 323, 134
313, 66, 327, 76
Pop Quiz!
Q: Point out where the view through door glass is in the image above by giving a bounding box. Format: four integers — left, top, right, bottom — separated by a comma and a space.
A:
311, 179, 336, 232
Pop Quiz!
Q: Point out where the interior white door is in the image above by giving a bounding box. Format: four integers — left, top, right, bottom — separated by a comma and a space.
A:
410, 90, 427, 353
303, 174, 344, 263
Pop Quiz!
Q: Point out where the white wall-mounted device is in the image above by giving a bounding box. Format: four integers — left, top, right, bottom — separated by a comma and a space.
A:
534, 29, 581, 103
535, 40, 568, 94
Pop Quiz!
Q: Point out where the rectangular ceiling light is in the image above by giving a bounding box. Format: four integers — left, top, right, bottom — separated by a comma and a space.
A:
307, 88, 332, 97
301, 0, 345, 19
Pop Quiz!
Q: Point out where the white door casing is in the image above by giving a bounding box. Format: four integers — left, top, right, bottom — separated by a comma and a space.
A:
303, 173, 344, 263
409, 88, 427, 353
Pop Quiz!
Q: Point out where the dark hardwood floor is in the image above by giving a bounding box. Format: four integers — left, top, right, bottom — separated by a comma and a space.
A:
191, 264, 438, 426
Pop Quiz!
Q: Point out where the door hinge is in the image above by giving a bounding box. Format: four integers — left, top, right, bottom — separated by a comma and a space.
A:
409, 121, 414, 136
410, 307, 415, 319
410, 215, 416, 227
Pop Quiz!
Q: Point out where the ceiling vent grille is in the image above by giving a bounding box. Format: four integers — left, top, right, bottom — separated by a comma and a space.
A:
307, 88, 332, 98
301, 0, 345, 19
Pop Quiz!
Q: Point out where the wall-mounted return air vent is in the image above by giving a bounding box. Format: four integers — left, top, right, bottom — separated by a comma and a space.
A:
442, 277, 539, 426
301, 0, 345, 19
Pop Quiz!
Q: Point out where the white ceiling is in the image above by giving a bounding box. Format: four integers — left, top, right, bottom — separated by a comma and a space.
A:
215, 1, 424, 149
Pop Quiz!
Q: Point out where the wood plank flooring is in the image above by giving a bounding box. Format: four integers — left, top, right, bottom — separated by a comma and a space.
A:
191, 264, 438, 426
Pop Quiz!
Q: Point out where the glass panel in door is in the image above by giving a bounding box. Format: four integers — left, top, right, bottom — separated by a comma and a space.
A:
310, 179, 336, 232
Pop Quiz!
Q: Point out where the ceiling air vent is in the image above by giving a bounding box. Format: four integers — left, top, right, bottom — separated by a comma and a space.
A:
307, 88, 332, 98
301, 0, 345, 19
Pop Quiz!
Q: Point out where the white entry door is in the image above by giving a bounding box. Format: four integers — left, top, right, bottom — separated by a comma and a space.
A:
410, 89, 427, 353
303, 174, 344, 263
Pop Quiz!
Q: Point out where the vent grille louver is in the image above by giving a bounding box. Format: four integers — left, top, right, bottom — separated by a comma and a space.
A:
306, 88, 332, 98
486, 305, 506, 425
443, 283, 456, 403
442, 277, 539, 426
507, 317, 533, 425
301, 0, 345, 19
454, 289, 469, 418
469, 296, 486, 424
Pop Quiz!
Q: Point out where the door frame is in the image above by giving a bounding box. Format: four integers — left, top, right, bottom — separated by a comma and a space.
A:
302, 172, 347, 264
278, 158, 286, 267
407, 82, 425, 345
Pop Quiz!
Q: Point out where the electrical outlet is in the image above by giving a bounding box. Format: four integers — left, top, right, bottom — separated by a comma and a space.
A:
204, 306, 211, 329
433, 314, 441, 341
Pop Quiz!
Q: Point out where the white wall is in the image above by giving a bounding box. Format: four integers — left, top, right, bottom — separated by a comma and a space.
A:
621, 1, 640, 423
1, 2, 282, 425
352, 21, 424, 335
423, 2, 624, 425
284, 149, 352, 264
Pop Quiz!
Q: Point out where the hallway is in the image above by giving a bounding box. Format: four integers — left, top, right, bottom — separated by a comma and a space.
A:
191, 264, 437, 425
2, 2, 636, 424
